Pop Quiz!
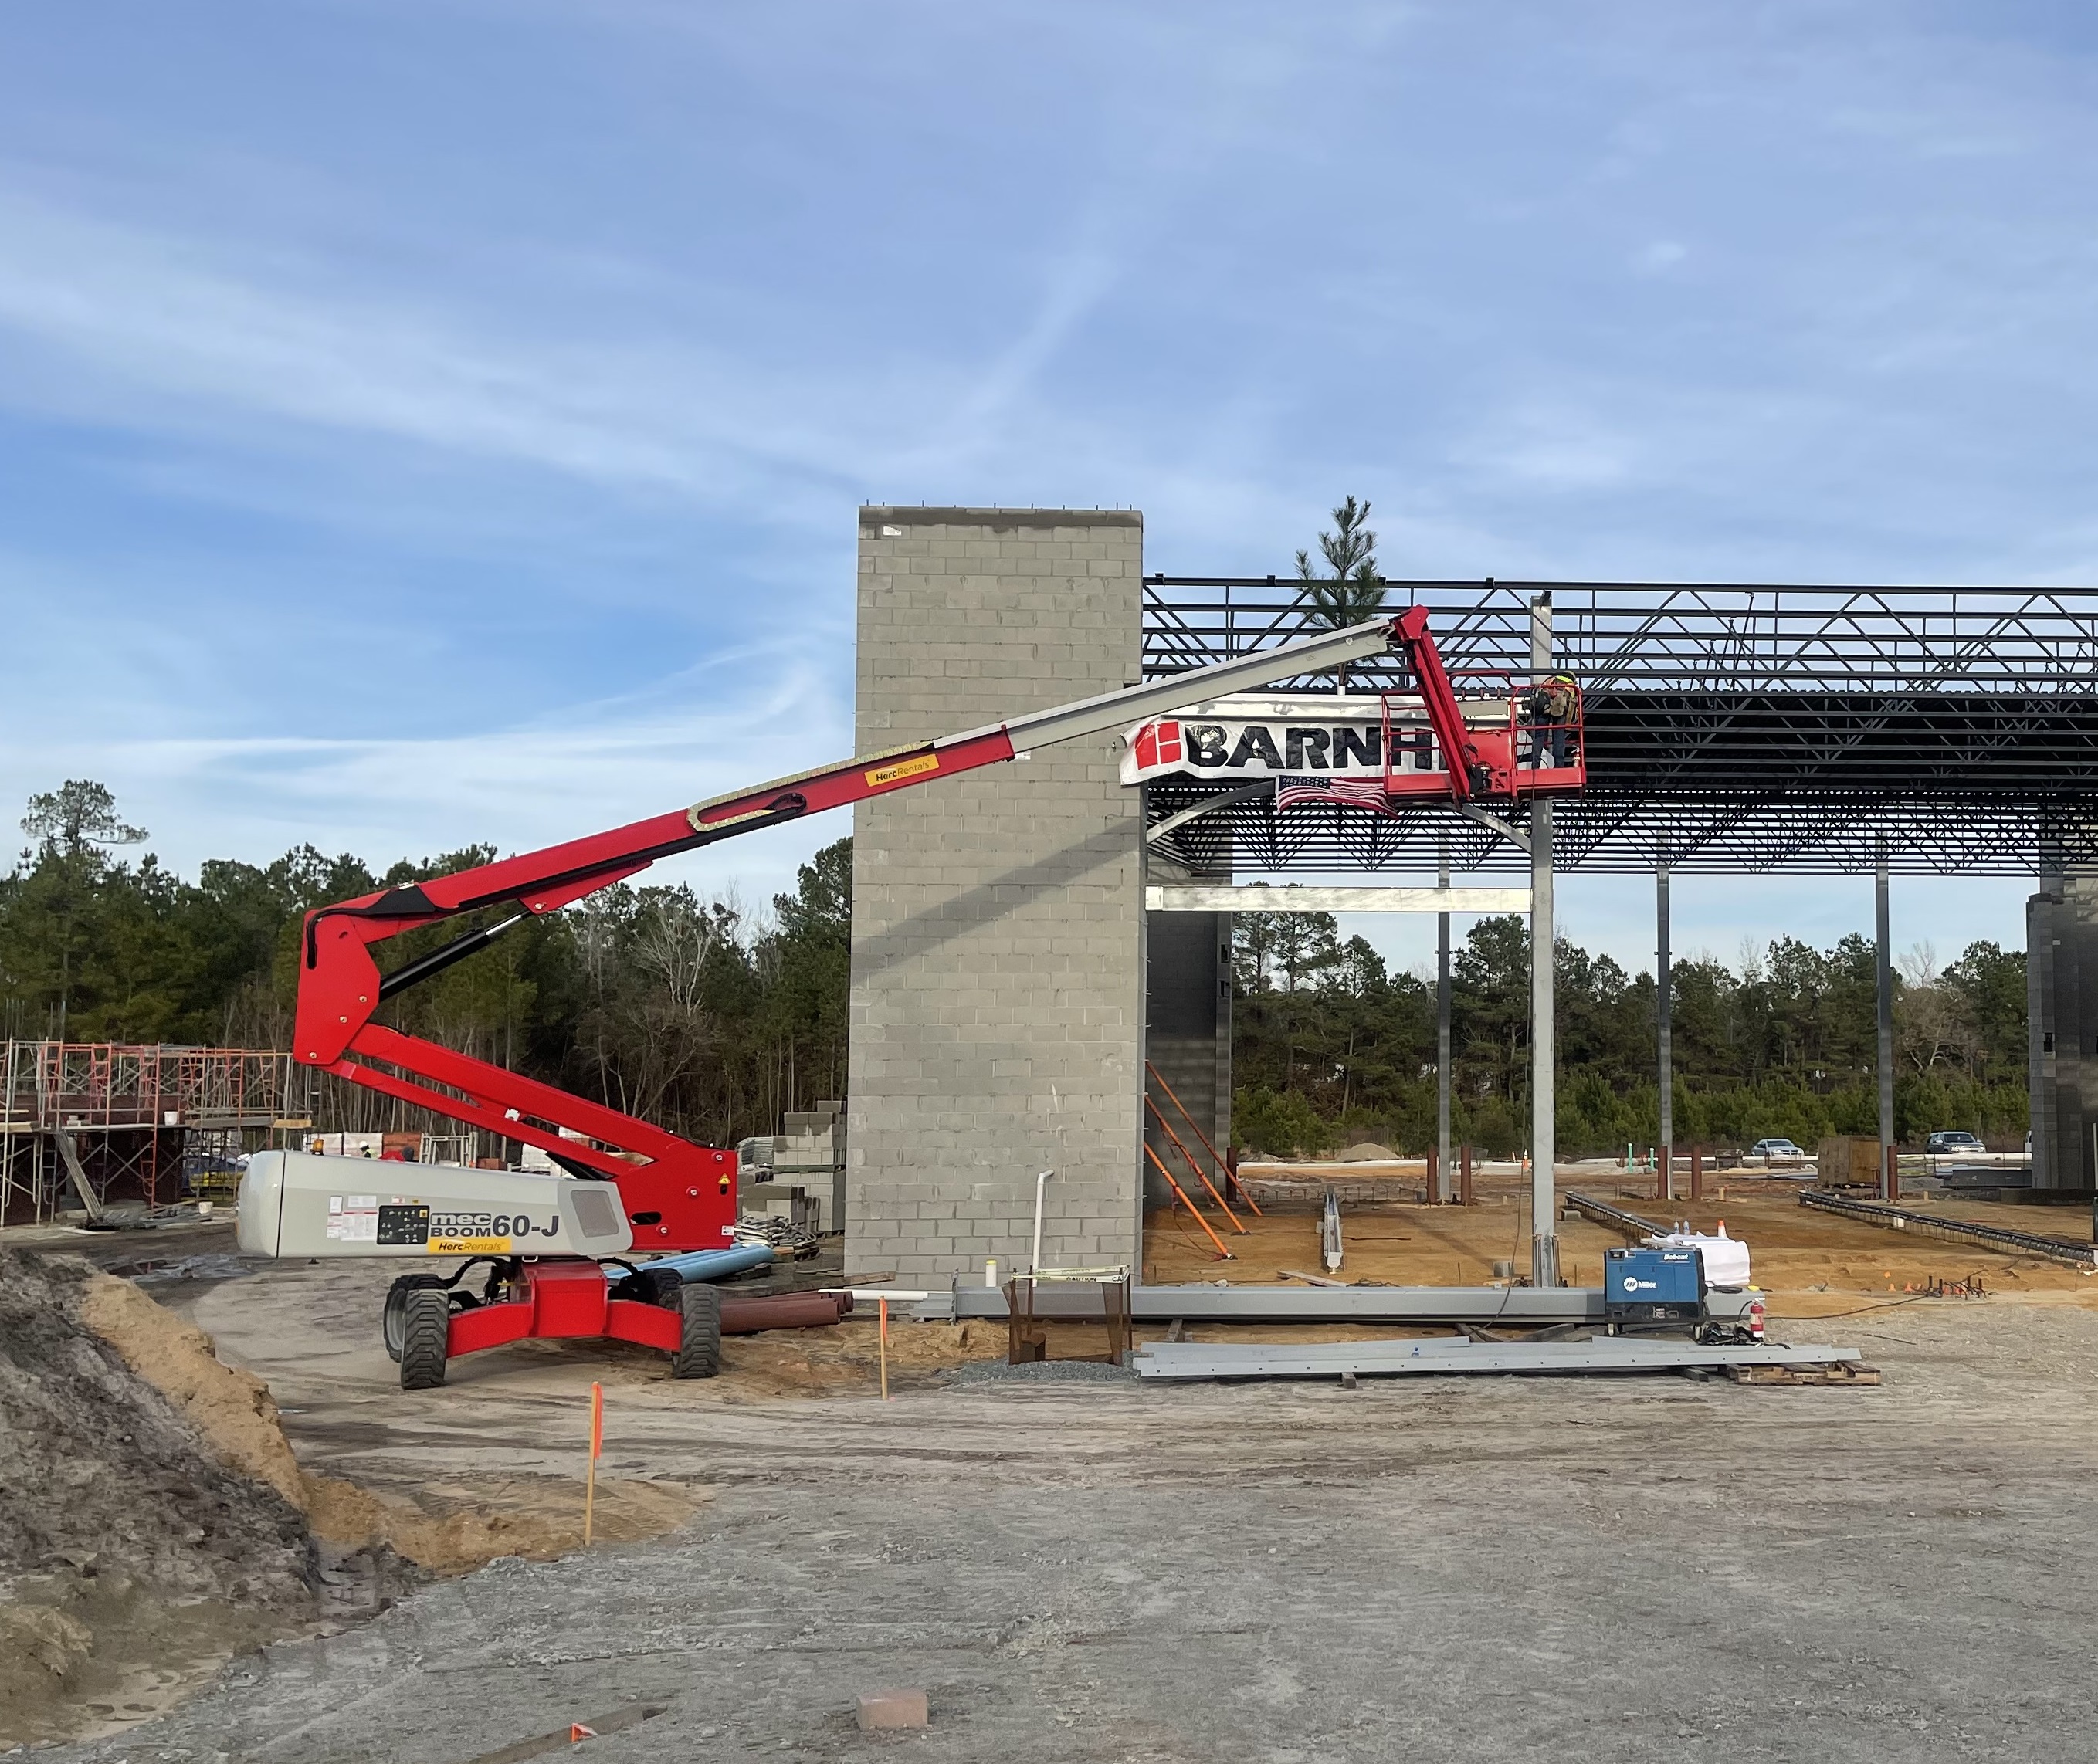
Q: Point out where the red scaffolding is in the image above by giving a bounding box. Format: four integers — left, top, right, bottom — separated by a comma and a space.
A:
0, 1041, 302, 1224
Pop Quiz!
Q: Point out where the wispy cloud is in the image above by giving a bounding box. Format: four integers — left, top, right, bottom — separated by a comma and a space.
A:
4, 0, 2098, 961
16, 649, 858, 900
0, 188, 874, 503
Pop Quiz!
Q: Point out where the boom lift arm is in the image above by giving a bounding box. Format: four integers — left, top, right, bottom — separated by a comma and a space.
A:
293, 611, 1418, 1249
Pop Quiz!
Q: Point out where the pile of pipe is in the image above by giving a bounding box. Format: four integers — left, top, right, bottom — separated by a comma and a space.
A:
733, 1214, 822, 1259
611, 1244, 851, 1335
717, 1287, 852, 1335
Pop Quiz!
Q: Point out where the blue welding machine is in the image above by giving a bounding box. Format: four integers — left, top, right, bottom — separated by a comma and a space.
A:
1604, 1247, 1706, 1322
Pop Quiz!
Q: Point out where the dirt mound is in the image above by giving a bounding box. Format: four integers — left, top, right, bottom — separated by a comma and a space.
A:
0, 1248, 319, 1744
2, 1248, 724, 1742
1334, 1142, 1401, 1163
80, 1265, 689, 1571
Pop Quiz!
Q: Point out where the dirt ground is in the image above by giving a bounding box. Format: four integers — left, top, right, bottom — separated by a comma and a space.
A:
15, 1187, 2098, 1760
1153, 1170, 2098, 1313
29, 1287, 2098, 1763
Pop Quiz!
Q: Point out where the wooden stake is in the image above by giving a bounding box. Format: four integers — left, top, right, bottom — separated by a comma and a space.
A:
879, 1298, 890, 1401
584, 1380, 603, 1545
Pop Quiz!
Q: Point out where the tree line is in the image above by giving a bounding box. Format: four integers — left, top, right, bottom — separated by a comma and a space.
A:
1231, 905, 2029, 1159
0, 781, 850, 1150
0, 782, 2032, 1161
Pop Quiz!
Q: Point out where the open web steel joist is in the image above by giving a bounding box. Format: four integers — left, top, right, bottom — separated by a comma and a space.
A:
1141, 579, 2098, 875
1798, 1188, 2098, 1267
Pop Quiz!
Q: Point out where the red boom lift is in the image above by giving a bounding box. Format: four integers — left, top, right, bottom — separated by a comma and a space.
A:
278, 608, 1581, 1386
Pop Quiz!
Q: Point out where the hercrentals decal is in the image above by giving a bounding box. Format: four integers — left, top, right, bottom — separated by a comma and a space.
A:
1119, 693, 1489, 788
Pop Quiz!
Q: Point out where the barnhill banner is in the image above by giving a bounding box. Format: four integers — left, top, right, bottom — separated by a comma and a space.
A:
1119, 693, 1510, 801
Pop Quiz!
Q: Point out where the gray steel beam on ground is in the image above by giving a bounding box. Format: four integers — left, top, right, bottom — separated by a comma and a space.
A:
1128, 1338, 1861, 1381
929, 1283, 1761, 1324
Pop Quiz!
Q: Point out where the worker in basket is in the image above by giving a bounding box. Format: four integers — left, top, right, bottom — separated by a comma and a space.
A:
1524, 672, 1578, 768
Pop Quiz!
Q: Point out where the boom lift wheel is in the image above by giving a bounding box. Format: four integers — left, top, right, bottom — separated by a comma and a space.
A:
671, 1281, 722, 1380
382, 1273, 446, 1363
398, 1286, 452, 1390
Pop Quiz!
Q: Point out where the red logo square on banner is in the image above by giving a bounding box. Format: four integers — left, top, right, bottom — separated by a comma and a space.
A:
1135, 720, 1183, 768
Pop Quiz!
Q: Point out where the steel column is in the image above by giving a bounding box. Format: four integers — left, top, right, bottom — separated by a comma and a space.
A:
1657, 868, 1673, 1201
1876, 846, 1896, 1200
1530, 593, 1560, 1287
1436, 847, 1453, 1205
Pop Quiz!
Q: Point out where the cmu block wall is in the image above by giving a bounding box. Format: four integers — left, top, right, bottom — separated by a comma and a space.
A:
845, 507, 1145, 1282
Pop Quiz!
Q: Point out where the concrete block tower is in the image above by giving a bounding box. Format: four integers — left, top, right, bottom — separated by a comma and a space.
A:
845, 506, 1146, 1282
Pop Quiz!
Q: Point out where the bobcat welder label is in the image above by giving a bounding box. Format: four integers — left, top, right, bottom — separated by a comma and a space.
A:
424, 1209, 561, 1255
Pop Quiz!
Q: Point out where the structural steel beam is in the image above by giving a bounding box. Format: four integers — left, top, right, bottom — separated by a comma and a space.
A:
930, 1282, 1762, 1325
1128, 1336, 1862, 1381
1145, 885, 1530, 913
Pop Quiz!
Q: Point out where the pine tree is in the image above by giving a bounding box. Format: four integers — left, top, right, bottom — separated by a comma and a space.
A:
1295, 496, 1386, 688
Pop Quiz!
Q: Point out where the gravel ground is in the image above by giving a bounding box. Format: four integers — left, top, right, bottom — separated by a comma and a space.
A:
35, 1297, 2098, 1763
943, 1359, 1139, 1386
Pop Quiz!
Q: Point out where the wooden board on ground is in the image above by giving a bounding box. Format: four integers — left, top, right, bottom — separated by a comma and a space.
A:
1727, 1361, 1882, 1387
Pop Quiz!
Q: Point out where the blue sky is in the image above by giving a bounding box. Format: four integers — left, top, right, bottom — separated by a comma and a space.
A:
2, 2, 2093, 977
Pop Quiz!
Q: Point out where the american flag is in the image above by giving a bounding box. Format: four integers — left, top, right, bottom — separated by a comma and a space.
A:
1275, 774, 1389, 811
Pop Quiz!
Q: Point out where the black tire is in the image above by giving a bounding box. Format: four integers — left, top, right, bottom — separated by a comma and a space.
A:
382, 1273, 446, 1363
398, 1286, 452, 1390
632, 1266, 684, 1309
669, 1282, 722, 1380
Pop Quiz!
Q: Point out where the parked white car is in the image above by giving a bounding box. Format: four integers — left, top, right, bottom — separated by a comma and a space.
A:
1748, 1138, 1805, 1160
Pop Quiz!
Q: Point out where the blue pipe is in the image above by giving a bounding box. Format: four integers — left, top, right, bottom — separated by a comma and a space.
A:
609, 1243, 774, 1285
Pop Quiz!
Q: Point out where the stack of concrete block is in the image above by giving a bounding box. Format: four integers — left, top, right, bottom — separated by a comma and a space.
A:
764, 1101, 846, 1234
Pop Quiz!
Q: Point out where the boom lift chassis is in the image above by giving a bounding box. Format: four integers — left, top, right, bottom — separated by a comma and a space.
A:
288, 606, 1583, 1386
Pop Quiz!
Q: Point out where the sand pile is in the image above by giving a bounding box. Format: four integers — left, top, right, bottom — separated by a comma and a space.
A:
1334, 1142, 1401, 1163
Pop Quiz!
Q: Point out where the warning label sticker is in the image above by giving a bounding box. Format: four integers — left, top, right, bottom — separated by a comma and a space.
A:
324, 1193, 380, 1243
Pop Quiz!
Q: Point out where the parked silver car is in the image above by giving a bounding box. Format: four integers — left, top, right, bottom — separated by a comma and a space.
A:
1748, 1138, 1805, 1160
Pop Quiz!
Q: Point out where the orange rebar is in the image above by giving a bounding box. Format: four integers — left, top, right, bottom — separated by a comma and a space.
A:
1144, 1060, 1263, 1217
1144, 1142, 1234, 1259
1144, 1095, 1249, 1233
